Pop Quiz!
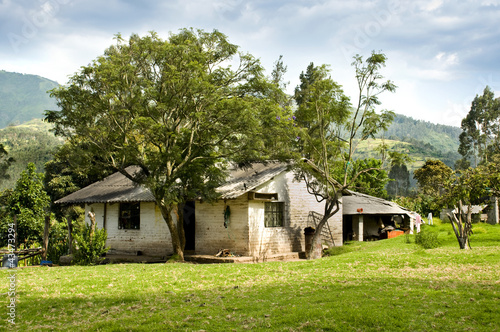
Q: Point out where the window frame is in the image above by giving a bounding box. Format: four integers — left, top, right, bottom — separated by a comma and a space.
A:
264, 201, 285, 227
118, 202, 141, 230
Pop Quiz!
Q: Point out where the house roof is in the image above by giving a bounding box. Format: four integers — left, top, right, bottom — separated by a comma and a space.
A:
55, 162, 290, 204
342, 191, 412, 216
216, 162, 289, 199
55, 166, 156, 204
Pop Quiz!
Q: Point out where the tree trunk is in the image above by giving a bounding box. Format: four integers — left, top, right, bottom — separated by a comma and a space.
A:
307, 216, 328, 259
307, 198, 340, 259
448, 201, 472, 250
158, 201, 185, 261
42, 215, 50, 260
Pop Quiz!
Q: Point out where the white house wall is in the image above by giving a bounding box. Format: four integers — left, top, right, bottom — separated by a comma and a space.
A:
85, 202, 173, 256
248, 171, 343, 258
195, 195, 250, 255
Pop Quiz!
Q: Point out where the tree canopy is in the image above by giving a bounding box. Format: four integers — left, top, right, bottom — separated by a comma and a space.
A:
46, 29, 282, 260
457, 86, 500, 168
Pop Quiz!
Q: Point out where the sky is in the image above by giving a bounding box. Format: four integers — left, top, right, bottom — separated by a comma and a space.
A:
1, 0, 500, 127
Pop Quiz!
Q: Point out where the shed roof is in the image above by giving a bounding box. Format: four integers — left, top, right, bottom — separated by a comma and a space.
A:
55, 162, 290, 204
55, 166, 155, 204
342, 191, 411, 216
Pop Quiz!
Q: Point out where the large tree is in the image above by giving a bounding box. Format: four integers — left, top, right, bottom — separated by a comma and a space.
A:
294, 52, 396, 259
457, 86, 500, 168
46, 29, 277, 261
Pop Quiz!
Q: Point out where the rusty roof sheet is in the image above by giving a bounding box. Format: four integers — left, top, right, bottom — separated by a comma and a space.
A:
342, 191, 412, 216
55, 166, 155, 204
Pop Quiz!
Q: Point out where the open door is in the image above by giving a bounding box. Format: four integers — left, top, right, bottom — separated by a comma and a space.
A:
183, 201, 196, 251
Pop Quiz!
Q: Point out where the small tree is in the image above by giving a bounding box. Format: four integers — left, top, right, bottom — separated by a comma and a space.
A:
294, 52, 396, 259
447, 201, 473, 249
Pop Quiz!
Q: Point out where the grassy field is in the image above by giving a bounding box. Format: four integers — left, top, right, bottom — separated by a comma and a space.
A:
1, 220, 499, 331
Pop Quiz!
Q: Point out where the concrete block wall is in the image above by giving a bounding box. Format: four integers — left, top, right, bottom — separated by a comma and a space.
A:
195, 195, 250, 255
247, 171, 343, 258
85, 202, 172, 256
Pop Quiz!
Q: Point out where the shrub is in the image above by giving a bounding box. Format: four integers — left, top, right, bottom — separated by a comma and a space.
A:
46, 219, 70, 264
73, 223, 109, 265
415, 229, 440, 249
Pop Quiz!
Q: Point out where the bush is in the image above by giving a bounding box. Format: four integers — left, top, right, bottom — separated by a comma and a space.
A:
415, 229, 440, 249
46, 219, 70, 264
73, 223, 109, 265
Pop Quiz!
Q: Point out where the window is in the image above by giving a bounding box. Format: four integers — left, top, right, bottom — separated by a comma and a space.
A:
119, 202, 140, 229
264, 202, 284, 227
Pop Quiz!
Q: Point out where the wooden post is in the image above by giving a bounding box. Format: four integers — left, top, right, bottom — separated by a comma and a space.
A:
42, 215, 50, 260
88, 210, 96, 246
68, 219, 73, 255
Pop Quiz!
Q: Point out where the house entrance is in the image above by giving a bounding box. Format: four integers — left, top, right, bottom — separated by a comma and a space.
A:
183, 201, 196, 251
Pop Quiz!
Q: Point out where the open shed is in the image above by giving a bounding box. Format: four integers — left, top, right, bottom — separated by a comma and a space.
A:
342, 192, 412, 241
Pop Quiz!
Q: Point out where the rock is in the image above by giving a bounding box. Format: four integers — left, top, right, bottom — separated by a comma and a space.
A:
59, 255, 74, 266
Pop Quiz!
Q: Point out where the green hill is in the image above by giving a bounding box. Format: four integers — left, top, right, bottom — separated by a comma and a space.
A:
381, 113, 462, 154
0, 70, 59, 129
0, 119, 63, 189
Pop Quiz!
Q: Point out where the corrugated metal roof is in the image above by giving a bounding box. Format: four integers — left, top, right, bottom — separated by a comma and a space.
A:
55, 162, 290, 204
342, 191, 411, 216
55, 166, 156, 204
217, 162, 289, 199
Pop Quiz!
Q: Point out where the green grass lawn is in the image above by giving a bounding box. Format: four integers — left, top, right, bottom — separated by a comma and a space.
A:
2, 220, 499, 331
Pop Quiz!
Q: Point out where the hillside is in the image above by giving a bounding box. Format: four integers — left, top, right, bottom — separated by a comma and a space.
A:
0, 70, 59, 129
377, 113, 462, 155
0, 119, 63, 189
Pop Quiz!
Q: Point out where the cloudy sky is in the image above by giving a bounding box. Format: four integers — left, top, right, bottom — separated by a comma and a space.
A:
1, 0, 500, 127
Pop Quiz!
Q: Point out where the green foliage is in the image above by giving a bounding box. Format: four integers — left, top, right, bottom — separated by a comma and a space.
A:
414, 159, 453, 196
415, 229, 440, 249
293, 52, 395, 259
45, 29, 279, 259
387, 163, 411, 197
458, 86, 500, 166
0, 143, 14, 184
0, 70, 59, 129
346, 158, 389, 198
73, 223, 109, 266
381, 113, 462, 156
0, 163, 50, 247
46, 219, 70, 264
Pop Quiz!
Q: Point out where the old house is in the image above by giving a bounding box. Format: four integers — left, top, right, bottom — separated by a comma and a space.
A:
342, 192, 412, 241
56, 162, 343, 261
